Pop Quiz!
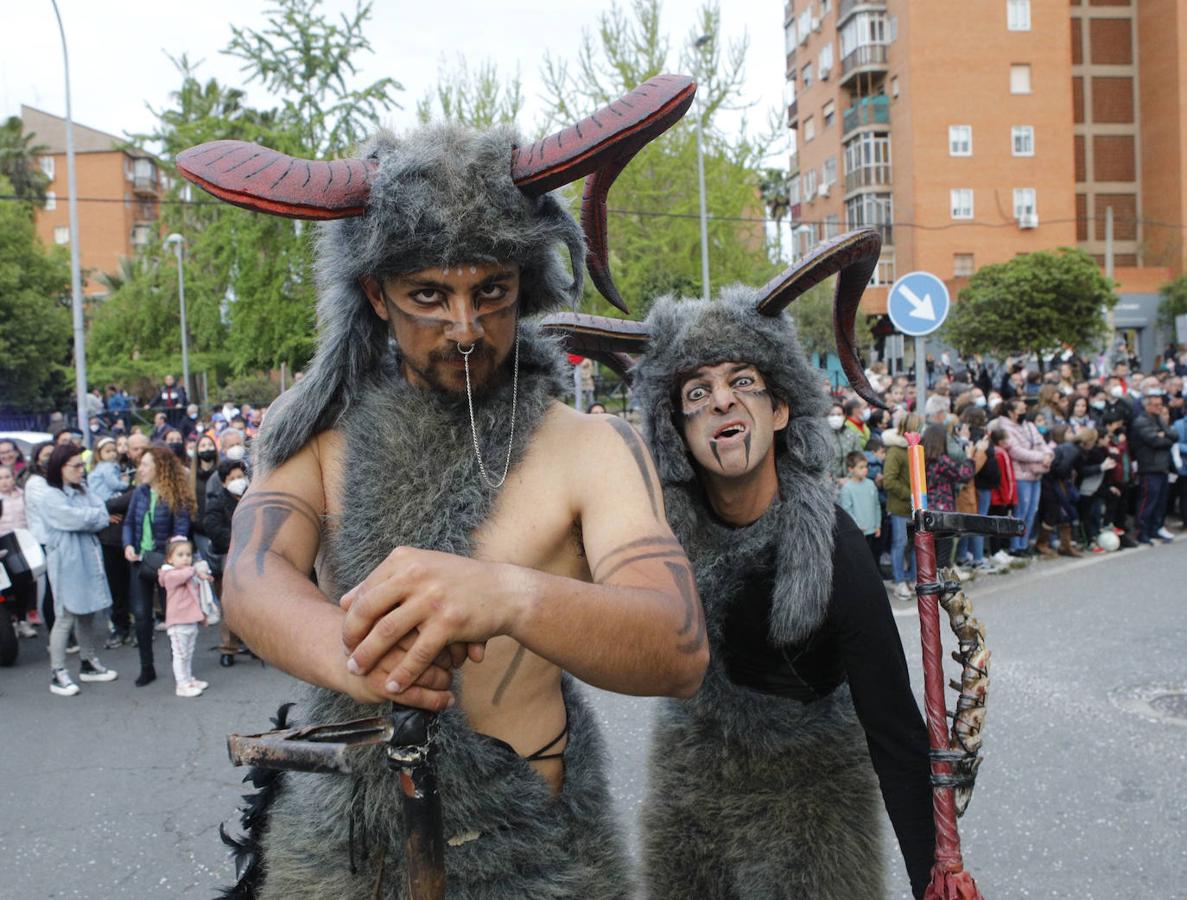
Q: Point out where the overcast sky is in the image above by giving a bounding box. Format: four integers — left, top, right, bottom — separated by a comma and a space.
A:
3, 0, 788, 159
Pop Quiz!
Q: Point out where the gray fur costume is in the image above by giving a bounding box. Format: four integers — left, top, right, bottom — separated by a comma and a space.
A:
240, 329, 631, 899
631, 289, 885, 899
225, 123, 631, 898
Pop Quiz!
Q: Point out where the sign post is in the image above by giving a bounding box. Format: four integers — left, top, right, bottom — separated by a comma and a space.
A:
887, 271, 951, 414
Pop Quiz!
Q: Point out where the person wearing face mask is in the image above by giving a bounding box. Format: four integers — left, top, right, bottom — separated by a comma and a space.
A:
218, 427, 247, 466
842, 398, 871, 448
827, 402, 863, 481
204, 460, 249, 666
189, 435, 221, 578
998, 398, 1053, 556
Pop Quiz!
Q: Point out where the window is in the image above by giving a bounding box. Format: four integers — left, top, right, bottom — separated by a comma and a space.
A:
873, 248, 896, 286
1010, 64, 1031, 94
823, 156, 838, 186
891, 76, 899, 99
840, 11, 888, 57
803, 168, 819, 198
44, 191, 56, 211
821, 0, 831, 14
804, 116, 816, 142
789, 175, 802, 205
1013, 188, 1036, 218
822, 99, 836, 128
1007, 0, 1031, 31
824, 214, 840, 239
954, 253, 975, 277
785, 22, 798, 55
949, 125, 973, 156
845, 193, 893, 243
950, 189, 974, 220
53, 226, 69, 244
1012, 125, 1034, 156
819, 43, 834, 76
802, 63, 813, 88
39, 156, 55, 179
799, 9, 812, 44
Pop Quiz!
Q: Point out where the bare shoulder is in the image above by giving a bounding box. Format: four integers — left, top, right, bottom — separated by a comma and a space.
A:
535, 404, 663, 523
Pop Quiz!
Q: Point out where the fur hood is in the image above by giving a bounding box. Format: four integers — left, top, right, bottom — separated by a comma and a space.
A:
632, 286, 837, 643
254, 123, 585, 473
881, 427, 909, 449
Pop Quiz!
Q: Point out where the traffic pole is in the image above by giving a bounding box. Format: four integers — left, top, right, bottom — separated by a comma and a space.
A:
916, 335, 927, 413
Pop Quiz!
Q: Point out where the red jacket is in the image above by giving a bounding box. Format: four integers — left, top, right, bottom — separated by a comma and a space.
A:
990, 446, 1018, 507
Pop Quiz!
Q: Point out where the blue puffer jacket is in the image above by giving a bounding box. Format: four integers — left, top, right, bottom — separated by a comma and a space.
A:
121, 484, 191, 552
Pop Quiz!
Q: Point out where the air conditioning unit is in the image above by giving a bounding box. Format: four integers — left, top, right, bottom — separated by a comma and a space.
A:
819, 182, 831, 198
1018, 213, 1039, 229
820, 65, 831, 80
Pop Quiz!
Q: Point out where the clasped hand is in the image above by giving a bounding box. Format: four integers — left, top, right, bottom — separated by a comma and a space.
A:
339, 547, 517, 710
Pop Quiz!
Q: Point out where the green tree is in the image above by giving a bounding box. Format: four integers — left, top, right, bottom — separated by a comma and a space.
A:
0, 176, 72, 407
1156, 274, 1187, 331
0, 116, 50, 209
92, 1, 401, 385
788, 279, 873, 363
224, 0, 401, 156
943, 248, 1116, 368
416, 57, 524, 127
539, 0, 779, 316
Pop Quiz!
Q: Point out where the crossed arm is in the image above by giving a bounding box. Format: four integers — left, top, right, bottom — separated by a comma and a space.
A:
221, 417, 708, 710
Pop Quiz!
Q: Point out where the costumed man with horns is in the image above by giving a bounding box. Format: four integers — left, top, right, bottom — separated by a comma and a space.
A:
543, 230, 936, 898
177, 76, 709, 898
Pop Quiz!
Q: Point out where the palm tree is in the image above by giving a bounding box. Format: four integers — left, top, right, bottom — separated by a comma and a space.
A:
0, 116, 50, 208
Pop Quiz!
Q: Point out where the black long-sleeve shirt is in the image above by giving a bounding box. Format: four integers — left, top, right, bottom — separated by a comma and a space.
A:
720, 508, 936, 897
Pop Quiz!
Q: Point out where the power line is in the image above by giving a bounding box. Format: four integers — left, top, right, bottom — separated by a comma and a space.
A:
3, 193, 1187, 232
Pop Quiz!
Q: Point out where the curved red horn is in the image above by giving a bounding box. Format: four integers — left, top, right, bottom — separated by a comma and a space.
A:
176, 140, 374, 220
538, 311, 650, 382
513, 74, 697, 313
756, 228, 886, 408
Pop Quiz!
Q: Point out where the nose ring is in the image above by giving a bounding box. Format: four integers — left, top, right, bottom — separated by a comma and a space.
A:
457, 343, 475, 357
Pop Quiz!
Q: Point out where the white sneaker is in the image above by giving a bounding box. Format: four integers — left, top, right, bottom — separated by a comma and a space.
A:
154, 621, 169, 632
894, 582, 914, 601
50, 668, 80, 697
78, 659, 118, 683
952, 566, 974, 583
189, 679, 209, 692
992, 550, 1013, 566
176, 682, 204, 698
1157, 527, 1175, 542
15, 620, 38, 639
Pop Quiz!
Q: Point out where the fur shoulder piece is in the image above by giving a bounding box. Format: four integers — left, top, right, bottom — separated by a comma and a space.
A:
664, 453, 836, 644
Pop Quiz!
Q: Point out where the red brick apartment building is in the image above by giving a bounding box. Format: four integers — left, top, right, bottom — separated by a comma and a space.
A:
783, 0, 1187, 365
21, 105, 161, 298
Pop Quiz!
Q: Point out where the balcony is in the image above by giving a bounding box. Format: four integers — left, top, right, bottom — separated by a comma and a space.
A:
785, 1, 795, 25
842, 95, 890, 136
840, 43, 888, 86
132, 175, 159, 196
844, 163, 892, 195
786, 49, 797, 78
838, 0, 886, 26
787, 99, 799, 128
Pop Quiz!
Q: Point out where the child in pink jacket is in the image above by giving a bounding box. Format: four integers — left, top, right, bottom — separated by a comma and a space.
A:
158, 539, 212, 698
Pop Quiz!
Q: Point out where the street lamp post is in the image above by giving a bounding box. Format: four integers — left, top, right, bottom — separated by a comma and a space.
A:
50, 0, 89, 446
694, 34, 712, 302
164, 234, 191, 403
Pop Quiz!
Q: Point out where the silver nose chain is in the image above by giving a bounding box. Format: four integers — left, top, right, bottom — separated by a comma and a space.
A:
458, 334, 520, 490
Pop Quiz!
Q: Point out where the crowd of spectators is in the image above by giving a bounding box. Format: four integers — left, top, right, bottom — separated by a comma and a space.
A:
817, 348, 1187, 600
0, 375, 265, 696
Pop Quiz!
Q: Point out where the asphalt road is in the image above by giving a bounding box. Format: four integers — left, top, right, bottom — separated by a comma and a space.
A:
2, 539, 1185, 898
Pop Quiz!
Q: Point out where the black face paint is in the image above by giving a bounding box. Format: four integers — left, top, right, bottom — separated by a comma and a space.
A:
709, 439, 723, 469
744, 432, 752, 466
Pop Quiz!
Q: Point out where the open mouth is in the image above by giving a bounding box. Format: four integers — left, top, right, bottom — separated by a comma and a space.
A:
712, 421, 748, 440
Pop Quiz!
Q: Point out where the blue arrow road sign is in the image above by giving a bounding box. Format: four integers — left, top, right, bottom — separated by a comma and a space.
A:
887, 271, 950, 337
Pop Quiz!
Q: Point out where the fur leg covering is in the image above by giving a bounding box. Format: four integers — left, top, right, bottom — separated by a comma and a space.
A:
641, 688, 885, 900
254, 678, 632, 899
